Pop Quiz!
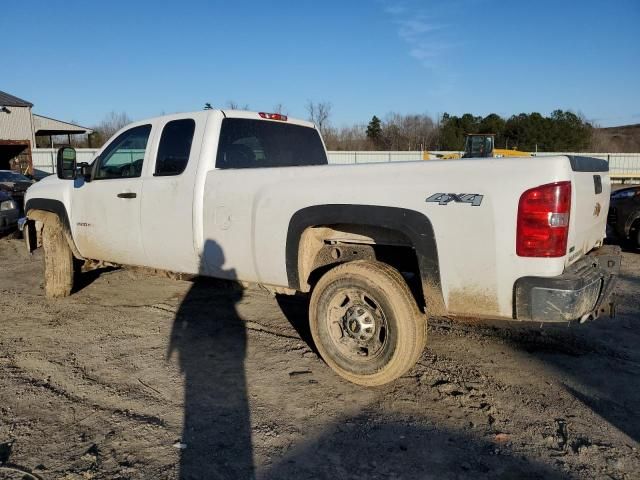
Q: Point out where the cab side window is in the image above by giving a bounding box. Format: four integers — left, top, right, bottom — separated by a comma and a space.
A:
95, 125, 152, 179
154, 119, 196, 176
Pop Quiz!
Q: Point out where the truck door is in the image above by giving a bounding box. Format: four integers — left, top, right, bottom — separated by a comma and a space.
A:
139, 116, 202, 273
70, 124, 152, 265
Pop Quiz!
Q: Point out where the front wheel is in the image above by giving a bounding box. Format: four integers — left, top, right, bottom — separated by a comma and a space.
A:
309, 260, 426, 386
42, 217, 75, 298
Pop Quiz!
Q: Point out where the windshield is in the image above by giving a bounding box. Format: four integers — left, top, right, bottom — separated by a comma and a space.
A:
0, 171, 31, 182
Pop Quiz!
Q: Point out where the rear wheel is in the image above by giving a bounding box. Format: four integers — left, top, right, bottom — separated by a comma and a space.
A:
42, 217, 75, 298
309, 260, 426, 386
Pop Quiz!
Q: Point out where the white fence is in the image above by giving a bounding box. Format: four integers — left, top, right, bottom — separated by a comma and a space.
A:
32, 148, 99, 174
327, 151, 426, 164
32, 149, 431, 172
32, 148, 640, 180
327, 151, 640, 181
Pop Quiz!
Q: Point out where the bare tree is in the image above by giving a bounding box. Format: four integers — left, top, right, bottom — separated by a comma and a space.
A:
98, 111, 132, 138
382, 113, 437, 150
319, 112, 439, 151
324, 124, 372, 151
272, 103, 287, 115
306, 100, 332, 136
225, 100, 250, 110
90, 111, 133, 147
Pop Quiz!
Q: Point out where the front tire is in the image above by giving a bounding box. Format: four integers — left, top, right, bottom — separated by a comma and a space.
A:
42, 217, 75, 298
309, 260, 426, 386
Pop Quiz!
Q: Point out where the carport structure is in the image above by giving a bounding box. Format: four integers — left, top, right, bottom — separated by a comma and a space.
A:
33, 114, 94, 148
0, 90, 92, 174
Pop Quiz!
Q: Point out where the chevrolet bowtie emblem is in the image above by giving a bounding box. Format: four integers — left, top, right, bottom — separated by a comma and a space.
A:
593, 202, 601, 217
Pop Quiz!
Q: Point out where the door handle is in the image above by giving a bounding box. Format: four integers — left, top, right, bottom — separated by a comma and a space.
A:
117, 192, 137, 199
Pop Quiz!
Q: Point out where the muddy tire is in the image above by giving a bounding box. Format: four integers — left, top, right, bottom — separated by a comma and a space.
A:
42, 217, 75, 298
309, 260, 426, 386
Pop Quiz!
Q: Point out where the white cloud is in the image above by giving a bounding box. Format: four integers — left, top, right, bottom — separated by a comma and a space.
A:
383, 2, 452, 69
397, 18, 445, 41
409, 44, 442, 60
385, 4, 407, 15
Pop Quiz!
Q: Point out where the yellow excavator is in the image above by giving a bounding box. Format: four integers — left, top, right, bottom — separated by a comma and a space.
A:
427, 134, 531, 160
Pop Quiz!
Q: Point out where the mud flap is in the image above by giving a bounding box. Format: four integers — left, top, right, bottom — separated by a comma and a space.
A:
23, 219, 38, 254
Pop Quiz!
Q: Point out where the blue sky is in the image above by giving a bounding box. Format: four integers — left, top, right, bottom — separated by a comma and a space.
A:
1, 0, 638, 128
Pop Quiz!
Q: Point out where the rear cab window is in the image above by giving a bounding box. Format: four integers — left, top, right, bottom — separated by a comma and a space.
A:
154, 119, 196, 176
216, 119, 327, 169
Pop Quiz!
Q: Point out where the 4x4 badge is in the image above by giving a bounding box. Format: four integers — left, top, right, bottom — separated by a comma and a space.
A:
426, 193, 484, 206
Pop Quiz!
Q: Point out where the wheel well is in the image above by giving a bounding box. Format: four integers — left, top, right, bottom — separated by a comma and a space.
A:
26, 207, 84, 260
286, 205, 446, 316
299, 224, 426, 311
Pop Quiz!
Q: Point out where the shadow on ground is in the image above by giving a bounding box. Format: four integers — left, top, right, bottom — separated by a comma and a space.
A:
167, 240, 253, 479
259, 414, 570, 480
275, 294, 314, 349
161, 240, 571, 479
437, 242, 640, 445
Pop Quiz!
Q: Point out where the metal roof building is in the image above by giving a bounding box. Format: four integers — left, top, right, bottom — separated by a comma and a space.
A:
0, 90, 92, 173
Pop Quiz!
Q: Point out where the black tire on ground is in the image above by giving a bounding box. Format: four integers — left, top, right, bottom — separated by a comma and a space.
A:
8, 228, 22, 240
309, 260, 427, 386
632, 222, 640, 249
42, 218, 75, 298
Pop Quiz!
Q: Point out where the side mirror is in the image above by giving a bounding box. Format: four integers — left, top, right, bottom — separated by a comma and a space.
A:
57, 146, 77, 180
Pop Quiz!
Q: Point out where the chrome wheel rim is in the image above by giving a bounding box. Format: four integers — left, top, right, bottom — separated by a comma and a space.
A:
326, 288, 388, 361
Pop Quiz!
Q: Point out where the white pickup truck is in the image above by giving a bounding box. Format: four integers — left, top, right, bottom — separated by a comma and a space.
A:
22, 109, 620, 385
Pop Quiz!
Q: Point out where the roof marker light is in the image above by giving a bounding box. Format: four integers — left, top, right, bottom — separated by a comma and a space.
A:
259, 112, 288, 121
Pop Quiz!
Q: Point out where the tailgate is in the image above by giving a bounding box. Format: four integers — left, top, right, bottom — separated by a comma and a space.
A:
567, 156, 610, 265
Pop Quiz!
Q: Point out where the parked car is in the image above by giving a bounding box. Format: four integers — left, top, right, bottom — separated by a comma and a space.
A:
30, 169, 53, 182
22, 109, 620, 386
608, 185, 640, 248
0, 190, 19, 233
0, 170, 34, 213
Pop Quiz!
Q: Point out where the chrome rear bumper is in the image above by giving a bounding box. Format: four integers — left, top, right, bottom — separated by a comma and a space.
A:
514, 245, 621, 323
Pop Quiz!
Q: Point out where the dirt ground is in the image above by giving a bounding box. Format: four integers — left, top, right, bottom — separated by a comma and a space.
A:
0, 236, 639, 480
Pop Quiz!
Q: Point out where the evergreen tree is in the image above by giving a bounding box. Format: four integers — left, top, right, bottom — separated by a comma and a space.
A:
479, 113, 506, 147
366, 116, 383, 147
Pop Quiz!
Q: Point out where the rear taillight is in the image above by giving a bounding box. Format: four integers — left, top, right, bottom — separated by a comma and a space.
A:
516, 181, 571, 257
